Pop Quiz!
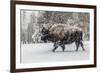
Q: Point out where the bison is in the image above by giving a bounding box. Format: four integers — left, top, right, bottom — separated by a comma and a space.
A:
41, 24, 85, 52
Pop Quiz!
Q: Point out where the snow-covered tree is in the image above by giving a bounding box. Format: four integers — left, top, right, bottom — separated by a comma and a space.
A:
20, 10, 90, 44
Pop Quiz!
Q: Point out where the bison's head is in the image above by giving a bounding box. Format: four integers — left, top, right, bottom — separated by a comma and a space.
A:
41, 26, 49, 43
41, 27, 49, 35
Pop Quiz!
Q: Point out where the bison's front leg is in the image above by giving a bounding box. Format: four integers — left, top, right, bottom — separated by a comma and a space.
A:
61, 44, 65, 52
52, 42, 58, 52
59, 41, 65, 52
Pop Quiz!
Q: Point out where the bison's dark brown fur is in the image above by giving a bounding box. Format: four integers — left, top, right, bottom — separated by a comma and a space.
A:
41, 24, 85, 52
49, 24, 65, 40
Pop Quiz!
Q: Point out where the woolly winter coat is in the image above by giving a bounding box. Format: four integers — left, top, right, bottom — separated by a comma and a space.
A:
49, 24, 65, 40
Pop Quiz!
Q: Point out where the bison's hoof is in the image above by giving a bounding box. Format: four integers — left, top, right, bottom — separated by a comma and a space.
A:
83, 49, 85, 51
52, 50, 55, 52
63, 50, 65, 52
75, 50, 78, 52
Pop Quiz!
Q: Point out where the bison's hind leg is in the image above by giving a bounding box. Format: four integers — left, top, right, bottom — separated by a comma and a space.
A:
75, 41, 80, 51
80, 41, 85, 51
75, 41, 85, 51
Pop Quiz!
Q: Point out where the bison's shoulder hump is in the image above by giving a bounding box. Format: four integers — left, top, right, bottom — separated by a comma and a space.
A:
49, 24, 65, 32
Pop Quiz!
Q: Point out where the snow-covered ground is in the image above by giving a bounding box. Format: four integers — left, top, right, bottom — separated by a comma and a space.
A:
21, 41, 90, 64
